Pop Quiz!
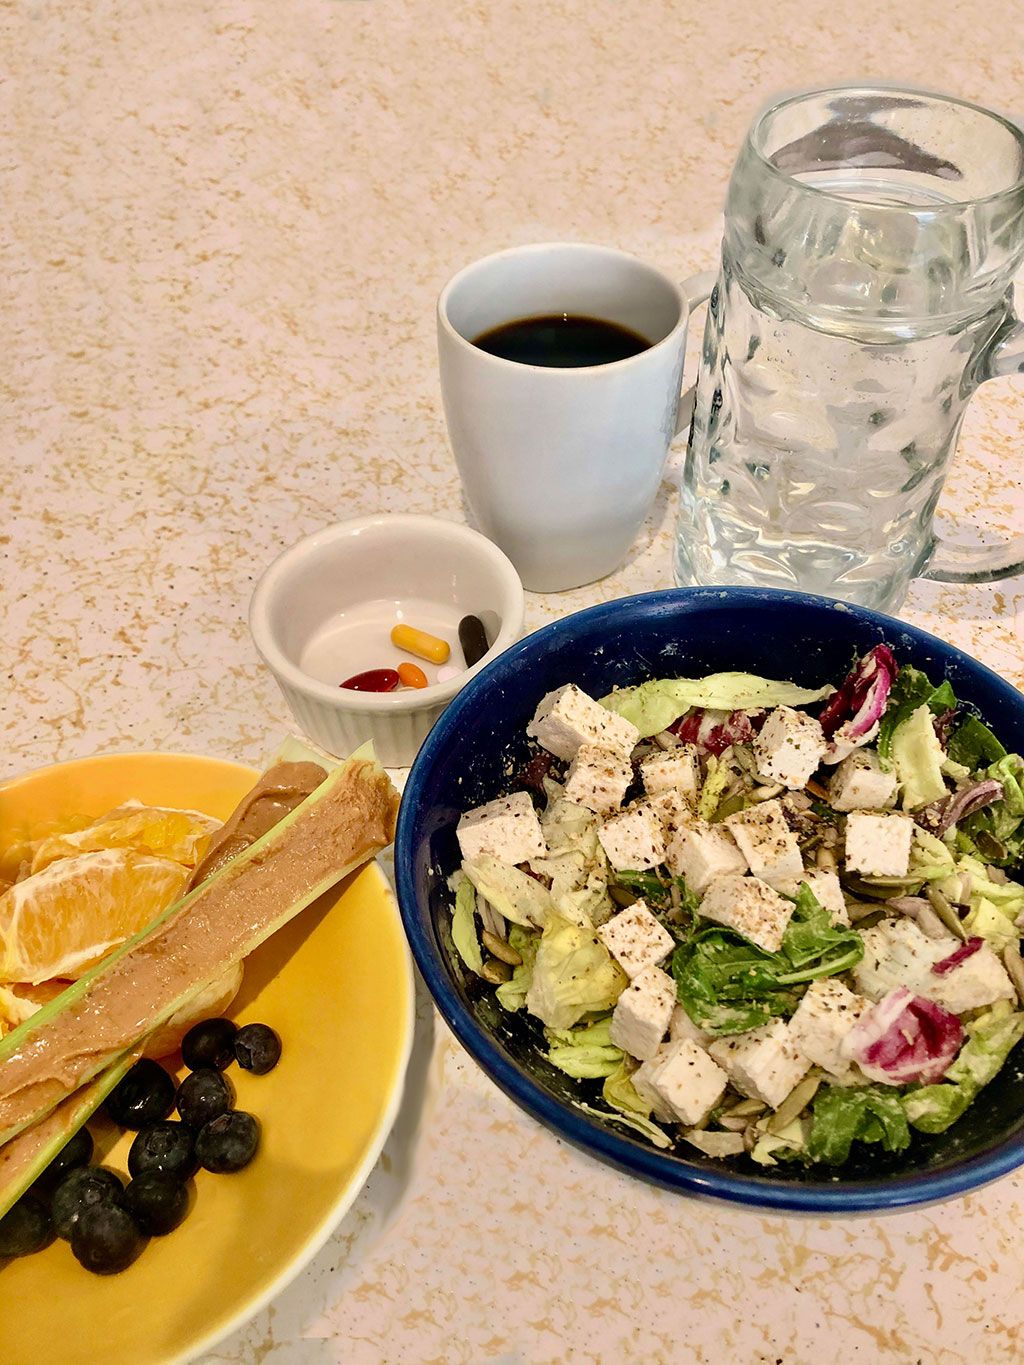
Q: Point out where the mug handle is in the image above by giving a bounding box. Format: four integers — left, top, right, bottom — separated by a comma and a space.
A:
923, 314, 1024, 583
675, 271, 717, 436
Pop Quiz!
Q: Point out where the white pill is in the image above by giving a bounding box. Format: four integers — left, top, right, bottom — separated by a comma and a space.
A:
436, 664, 463, 683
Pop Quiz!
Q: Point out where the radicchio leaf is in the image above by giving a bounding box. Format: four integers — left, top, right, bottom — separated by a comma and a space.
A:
843, 986, 963, 1085
669, 708, 763, 757
818, 645, 897, 765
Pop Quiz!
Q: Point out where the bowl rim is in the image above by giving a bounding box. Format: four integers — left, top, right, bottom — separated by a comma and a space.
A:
395, 585, 1024, 1213
248, 513, 526, 713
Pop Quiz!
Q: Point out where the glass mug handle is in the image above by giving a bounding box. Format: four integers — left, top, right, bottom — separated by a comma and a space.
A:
675, 272, 717, 435
923, 313, 1024, 584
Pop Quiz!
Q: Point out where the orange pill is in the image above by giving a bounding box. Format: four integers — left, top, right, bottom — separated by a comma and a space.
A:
397, 661, 429, 689
390, 623, 450, 664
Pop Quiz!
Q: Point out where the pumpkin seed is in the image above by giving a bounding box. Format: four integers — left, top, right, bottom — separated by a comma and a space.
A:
926, 885, 968, 941
1002, 944, 1024, 1006
767, 1075, 821, 1134
480, 957, 513, 984
719, 1097, 766, 1119
482, 930, 521, 966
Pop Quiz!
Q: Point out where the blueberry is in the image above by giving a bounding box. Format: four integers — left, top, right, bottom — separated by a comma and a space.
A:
196, 1111, 260, 1174
182, 1017, 237, 1072
104, 1059, 175, 1129
234, 1023, 281, 1075
122, 1173, 189, 1236
51, 1166, 124, 1241
71, 1203, 144, 1275
128, 1121, 198, 1181
34, 1126, 94, 1191
0, 1194, 54, 1257
176, 1068, 233, 1130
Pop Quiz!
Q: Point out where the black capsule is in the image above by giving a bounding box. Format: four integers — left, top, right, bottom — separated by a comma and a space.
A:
458, 614, 489, 668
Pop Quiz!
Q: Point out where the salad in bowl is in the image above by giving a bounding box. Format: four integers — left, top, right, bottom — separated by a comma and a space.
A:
444, 644, 1024, 1171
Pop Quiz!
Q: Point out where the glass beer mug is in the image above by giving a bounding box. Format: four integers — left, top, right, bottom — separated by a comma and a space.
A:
675, 86, 1024, 611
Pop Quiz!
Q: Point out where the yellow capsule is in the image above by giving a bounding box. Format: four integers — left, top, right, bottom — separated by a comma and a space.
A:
390, 623, 450, 664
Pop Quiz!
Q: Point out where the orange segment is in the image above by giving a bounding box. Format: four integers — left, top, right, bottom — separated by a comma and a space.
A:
29, 803, 220, 875
0, 981, 68, 1037
0, 849, 191, 984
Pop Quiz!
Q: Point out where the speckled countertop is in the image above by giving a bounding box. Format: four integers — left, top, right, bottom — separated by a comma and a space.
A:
5, 2, 1024, 1361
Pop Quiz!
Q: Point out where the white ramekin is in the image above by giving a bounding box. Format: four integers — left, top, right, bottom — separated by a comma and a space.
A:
248, 514, 526, 767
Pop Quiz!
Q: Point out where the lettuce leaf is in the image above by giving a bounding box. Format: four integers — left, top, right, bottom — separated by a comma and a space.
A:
878, 667, 956, 770
599, 673, 833, 740
892, 704, 948, 810
524, 914, 628, 1030
807, 1084, 911, 1164
462, 856, 553, 928
698, 754, 734, 821
495, 925, 539, 1011
450, 874, 483, 975
902, 1001, 1024, 1133
597, 1062, 673, 1148
545, 1015, 623, 1078
671, 885, 863, 1035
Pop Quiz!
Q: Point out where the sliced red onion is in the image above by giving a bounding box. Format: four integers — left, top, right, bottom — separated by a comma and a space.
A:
819, 645, 897, 764
931, 937, 984, 977
843, 986, 963, 1085
669, 708, 761, 757
933, 708, 957, 748
933, 779, 1005, 837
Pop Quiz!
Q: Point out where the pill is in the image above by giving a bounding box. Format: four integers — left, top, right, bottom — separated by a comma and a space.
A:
390, 623, 450, 664
458, 614, 489, 667
436, 664, 462, 683
340, 668, 400, 692
397, 661, 429, 689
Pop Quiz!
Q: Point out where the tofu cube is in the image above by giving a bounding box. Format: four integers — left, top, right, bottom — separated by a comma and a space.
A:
754, 706, 827, 789
697, 874, 794, 953
564, 743, 633, 815
647, 1038, 728, 1125
456, 791, 546, 865
526, 684, 639, 762
853, 918, 955, 1001
645, 788, 695, 840
666, 820, 748, 893
724, 799, 803, 888
829, 750, 898, 812
776, 869, 849, 925
788, 979, 867, 1079
924, 943, 1015, 1015
708, 1020, 811, 1109
670, 1003, 711, 1048
609, 965, 677, 1060
597, 900, 675, 979
844, 811, 914, 877
640, 748, 699, 804
597, 803, 666, 872
631, 1051, 677, 1122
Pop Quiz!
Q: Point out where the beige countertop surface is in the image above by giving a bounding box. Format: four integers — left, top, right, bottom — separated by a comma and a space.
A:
5, 1, 1024, 1361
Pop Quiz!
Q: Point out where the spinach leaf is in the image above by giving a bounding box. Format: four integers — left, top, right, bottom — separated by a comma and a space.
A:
947, 714, 1007, 771
808, 1085, 911, 1164
670, 884, 863, 1035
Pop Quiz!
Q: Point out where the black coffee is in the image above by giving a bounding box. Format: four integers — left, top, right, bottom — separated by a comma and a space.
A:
472, 313, 651, 367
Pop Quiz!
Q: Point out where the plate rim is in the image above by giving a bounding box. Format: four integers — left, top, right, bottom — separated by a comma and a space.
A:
0, 750, 416, 1362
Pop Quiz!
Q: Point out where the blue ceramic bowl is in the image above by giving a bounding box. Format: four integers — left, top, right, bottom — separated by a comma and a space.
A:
394, 588, 1024, 1212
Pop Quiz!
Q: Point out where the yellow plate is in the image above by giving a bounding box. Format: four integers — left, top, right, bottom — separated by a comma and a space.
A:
0, 752, 414, 1364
